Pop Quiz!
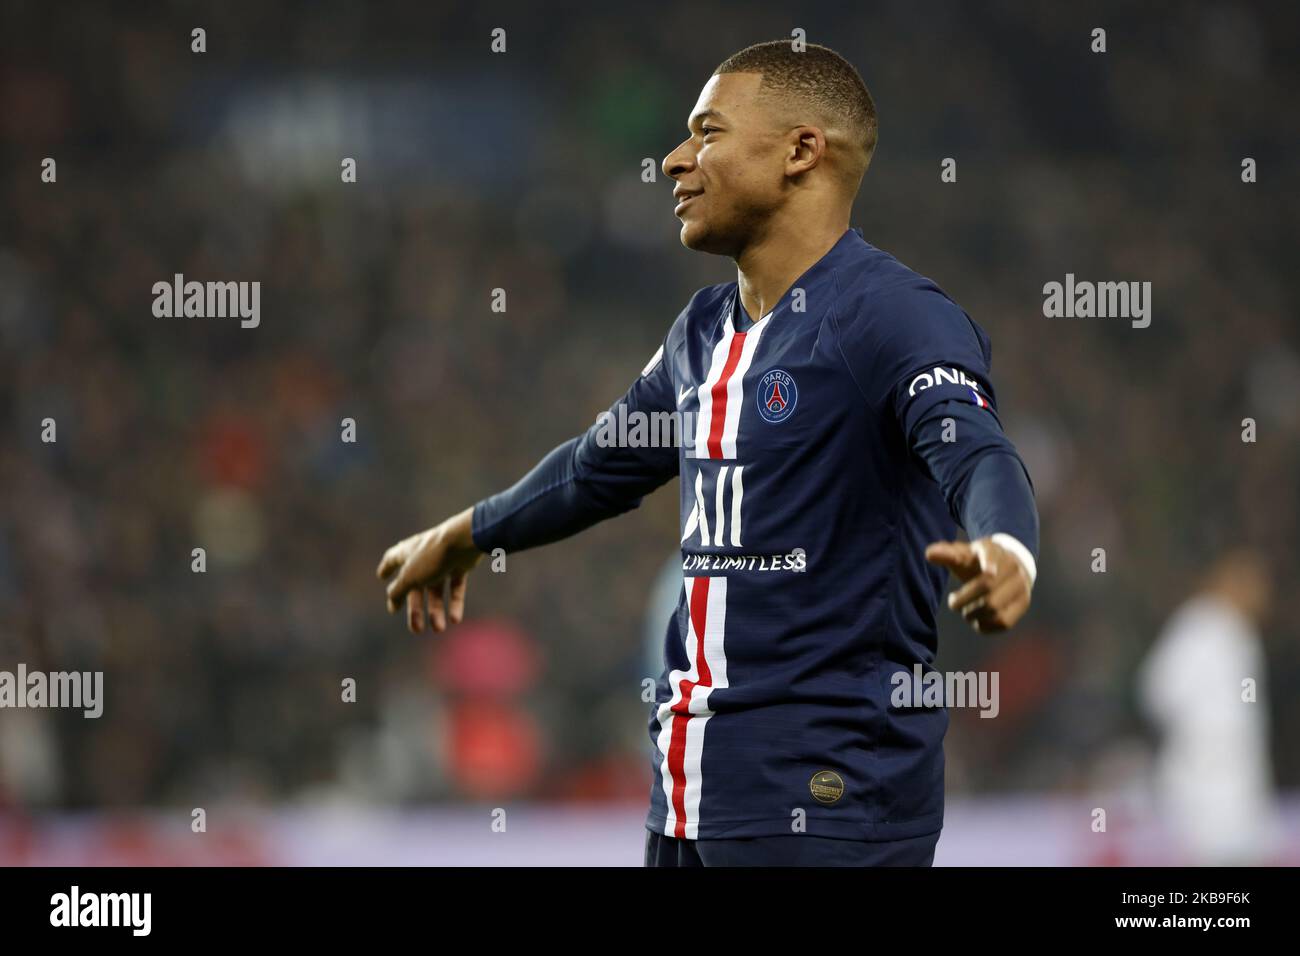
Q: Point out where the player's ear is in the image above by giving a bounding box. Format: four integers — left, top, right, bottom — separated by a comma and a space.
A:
786, 126, 826, 176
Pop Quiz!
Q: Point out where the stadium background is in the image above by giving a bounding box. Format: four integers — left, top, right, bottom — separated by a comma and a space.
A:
1, 1, 1298, 864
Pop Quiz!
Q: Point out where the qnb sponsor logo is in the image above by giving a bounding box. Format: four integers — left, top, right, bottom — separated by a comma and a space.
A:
50, 886, 151, 937
0, 664, 103, 718
1042, 273, 1152, 328
681, 548, 808, 573
152, 273, 261, 328
890, 664, 999, 718
593, 405, 697, 449
907, 366, 983, 397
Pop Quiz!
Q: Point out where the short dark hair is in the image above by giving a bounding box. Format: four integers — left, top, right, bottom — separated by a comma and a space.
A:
714, 40, 878, 178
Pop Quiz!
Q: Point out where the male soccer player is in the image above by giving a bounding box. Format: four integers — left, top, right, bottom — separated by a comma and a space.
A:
377, 40, 1039, 867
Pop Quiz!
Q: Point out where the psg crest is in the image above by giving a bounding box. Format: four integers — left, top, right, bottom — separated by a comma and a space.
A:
756, 368, 797, 423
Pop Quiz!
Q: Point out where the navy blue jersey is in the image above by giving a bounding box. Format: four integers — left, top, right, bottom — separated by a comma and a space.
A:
474, 227, 1037, 841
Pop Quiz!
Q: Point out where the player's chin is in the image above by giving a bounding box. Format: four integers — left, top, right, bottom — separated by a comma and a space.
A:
676, 219, 704, 249
677, 219, 722, 254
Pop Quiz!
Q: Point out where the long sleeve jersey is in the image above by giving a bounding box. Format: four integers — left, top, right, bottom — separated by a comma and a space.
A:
474, 227, 1039, 840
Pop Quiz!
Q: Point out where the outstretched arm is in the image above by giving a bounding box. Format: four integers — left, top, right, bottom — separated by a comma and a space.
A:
912, 398, 1039, 632
377, 338, 680, 633
836, 275, 1040, 634
472, 382, 681, 554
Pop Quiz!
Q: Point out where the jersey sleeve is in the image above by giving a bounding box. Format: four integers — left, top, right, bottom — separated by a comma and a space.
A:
471, 316, 682, 554
856, 278, 996, 438
839, 275, 1039, 568
911, 400, 1040, 568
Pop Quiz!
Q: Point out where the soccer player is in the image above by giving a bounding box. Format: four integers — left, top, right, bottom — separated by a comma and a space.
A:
1137, 549, 1279, 865
377, 40, 1039, 867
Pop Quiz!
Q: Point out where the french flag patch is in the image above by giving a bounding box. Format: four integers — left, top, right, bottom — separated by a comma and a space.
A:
968, 387, 990, 410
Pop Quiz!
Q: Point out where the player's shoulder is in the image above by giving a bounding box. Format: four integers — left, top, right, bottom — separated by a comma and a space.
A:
831, 239, 991, 369
683, 281, 734, 318
638, 284, 732, 382
833, 241, 970, 332
668, 281, 734, 343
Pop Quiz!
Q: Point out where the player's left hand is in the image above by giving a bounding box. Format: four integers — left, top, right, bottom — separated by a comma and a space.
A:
924, 537, 1032, 633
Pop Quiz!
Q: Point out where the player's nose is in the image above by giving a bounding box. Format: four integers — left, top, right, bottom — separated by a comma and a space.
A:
662, 138, 696, 179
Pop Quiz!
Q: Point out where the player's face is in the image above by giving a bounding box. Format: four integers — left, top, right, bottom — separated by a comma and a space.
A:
662, 73, 788, 256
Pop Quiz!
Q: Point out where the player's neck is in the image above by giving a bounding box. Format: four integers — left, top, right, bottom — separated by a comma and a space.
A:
734, 215, 851, 323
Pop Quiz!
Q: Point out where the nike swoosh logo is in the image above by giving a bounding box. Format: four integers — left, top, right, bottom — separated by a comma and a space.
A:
678, 384, 695, 404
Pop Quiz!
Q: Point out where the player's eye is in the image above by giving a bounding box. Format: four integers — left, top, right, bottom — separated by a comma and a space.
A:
700, 126, 718, 136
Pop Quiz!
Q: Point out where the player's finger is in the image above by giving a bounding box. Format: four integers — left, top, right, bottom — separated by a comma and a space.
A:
926, 541, 980, 577
986, 573, 1028, 611
387, 566, 416, 613
970, 606, 1006, 633
947, 572, 994, 611
963, 575, 1017, 619
955, 547, 1025, 617
968, 597, 1003, 626
377, 542, 407, 580
374, 546, 397, 574
429, 583, 448, 633
970, 539, 998, 576
925, 540, 969, 567
448, 573, 469, 625
970, 581, 1030, 631
992, 589, 1032, 630
407, 588, 424, 633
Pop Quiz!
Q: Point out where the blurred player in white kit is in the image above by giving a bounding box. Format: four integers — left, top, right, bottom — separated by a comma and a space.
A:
1138, 549, 1280, 865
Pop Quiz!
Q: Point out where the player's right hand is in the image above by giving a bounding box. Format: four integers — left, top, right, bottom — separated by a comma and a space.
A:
924, 536, 1032, 634
376, 506, 485, 634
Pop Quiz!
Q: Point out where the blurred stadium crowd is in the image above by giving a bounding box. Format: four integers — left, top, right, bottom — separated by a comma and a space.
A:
1, 0, 1297, 842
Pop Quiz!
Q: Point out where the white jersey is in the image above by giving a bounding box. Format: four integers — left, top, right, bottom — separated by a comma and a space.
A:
1138, 595, 1279, 864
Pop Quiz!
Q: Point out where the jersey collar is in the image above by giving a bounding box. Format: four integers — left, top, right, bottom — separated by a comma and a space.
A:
728, 227, 867, 330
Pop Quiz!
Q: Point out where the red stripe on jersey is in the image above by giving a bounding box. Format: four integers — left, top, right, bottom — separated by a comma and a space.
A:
689, 575, 714, 687
667, 576, 712, 837
706, 333, 748, 459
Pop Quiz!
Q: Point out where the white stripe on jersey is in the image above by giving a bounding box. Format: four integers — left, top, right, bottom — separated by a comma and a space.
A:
680, 501, 699, 544
719, 317, 768, 458
681, 576, 728, 835
730, 465, 744, 547
693, 325, 731, 460
656, 576, 729, 840
692, 469, 709, 547
692, 309, 771, 460
714, 466, 728, 546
